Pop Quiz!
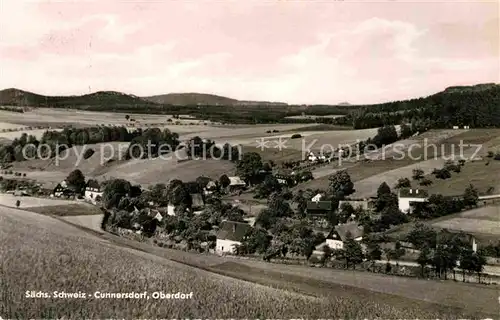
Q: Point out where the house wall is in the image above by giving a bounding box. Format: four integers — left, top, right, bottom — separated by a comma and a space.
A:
216, 239, 241, 254
167, 205, 176, 216
398, 197, 427, 213
326, 239, 344, 250
85, 190, 103, 202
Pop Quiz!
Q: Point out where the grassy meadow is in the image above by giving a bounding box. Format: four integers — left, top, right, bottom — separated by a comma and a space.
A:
1, 207, 496, 318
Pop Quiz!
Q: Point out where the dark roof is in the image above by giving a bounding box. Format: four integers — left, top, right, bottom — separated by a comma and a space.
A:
307, 201, 332, 211
328, 222, 364, 242
216, 221, 252, 241
86, 179, 101, 189
191, 193, 204, 208
398, 188, 428, 198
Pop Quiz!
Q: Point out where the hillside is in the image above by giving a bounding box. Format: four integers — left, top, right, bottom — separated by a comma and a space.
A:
0, 88, 157, 109
144, 92, 238, 105
1, 88, 288, 108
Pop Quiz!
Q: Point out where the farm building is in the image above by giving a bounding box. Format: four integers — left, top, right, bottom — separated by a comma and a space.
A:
84, 179, 102, 204
216, 221, 252, 254
325, 222, 364, 250
228, 176, 246, 192
398, 188, 428, 213
52, 180, 78, 198
306, 201, 333, 216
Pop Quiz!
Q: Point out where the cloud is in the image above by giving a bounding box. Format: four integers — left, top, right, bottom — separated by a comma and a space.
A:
0, 0, 497, 104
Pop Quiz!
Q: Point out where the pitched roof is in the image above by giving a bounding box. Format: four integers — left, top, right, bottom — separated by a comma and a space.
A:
307, 201, 332, 211
216, 221, 252, 241
398, 188, 428, 198
328, 222, 364, 242
228, 176, 246, 186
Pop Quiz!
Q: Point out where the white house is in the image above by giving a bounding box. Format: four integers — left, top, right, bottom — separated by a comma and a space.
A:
167, 204, 176, 216
311, 193, 323, 202
84, 180, 102, 204
325, 222, 364, 250
398, 188, 428, 213
215, 221, 252, 254
228, 176, 246, 192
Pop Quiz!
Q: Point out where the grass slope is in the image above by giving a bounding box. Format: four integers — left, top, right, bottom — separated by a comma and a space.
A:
3, 208, 493, 318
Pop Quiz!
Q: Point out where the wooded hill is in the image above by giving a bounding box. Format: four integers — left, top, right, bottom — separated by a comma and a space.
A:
1, 83, 498, 127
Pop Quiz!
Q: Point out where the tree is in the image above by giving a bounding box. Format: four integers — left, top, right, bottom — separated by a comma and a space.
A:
463, 184, 479, 208
417, 247, 432, 277
471, 252, 487, 283
102, 179, 132, 209
342, 239, 364, 269
406, 223, 437, 250
15, 200, 20, 208
419, 178, 432, 186
125, 114, 130, 121
219, 174, 231, 189
412, 168, 424, 180
236, 152, 263, 183
321, 245, 333, 266
328, 170, 354, 199
365, 241, 382, 262
255, 175, 282, 198
66, 169, 86, 194
395, 177, 411, 189
377, 182, 391, 197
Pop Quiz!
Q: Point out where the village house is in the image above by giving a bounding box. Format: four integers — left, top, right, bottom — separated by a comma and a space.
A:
228, 176, 246, 192
311, 193, 324, 202
398, 188, 428, 213
84, 179, 102, 204
51, 180, 78, 198
325, 222, 364, 250
306, 200, 332, 216
216, 221, 252, 254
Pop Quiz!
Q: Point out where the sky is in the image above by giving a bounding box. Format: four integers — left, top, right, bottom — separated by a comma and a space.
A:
0, 0, 498, 105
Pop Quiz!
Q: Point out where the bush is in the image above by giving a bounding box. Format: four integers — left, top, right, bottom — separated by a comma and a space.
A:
487, 151, 494, 158
291, 133, 302, 139
83, 148, 95, 160
494, 153, 500, 161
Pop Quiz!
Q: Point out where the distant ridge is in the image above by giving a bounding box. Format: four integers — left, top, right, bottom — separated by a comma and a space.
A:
0, 88, 288, 107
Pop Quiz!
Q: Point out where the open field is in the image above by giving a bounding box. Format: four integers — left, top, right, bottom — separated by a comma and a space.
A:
2, 208, 492, 318
59, 210, 499, 317
421, 158, 500, 196
433, 217, 500, 235
28, 203, 104, 216
0, 121, 27, 131
386, 205, 500, 245
0, 194, 75, 208
11, 142, 236, 187
60, 213, 104, 231
297, 129, 500, 196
